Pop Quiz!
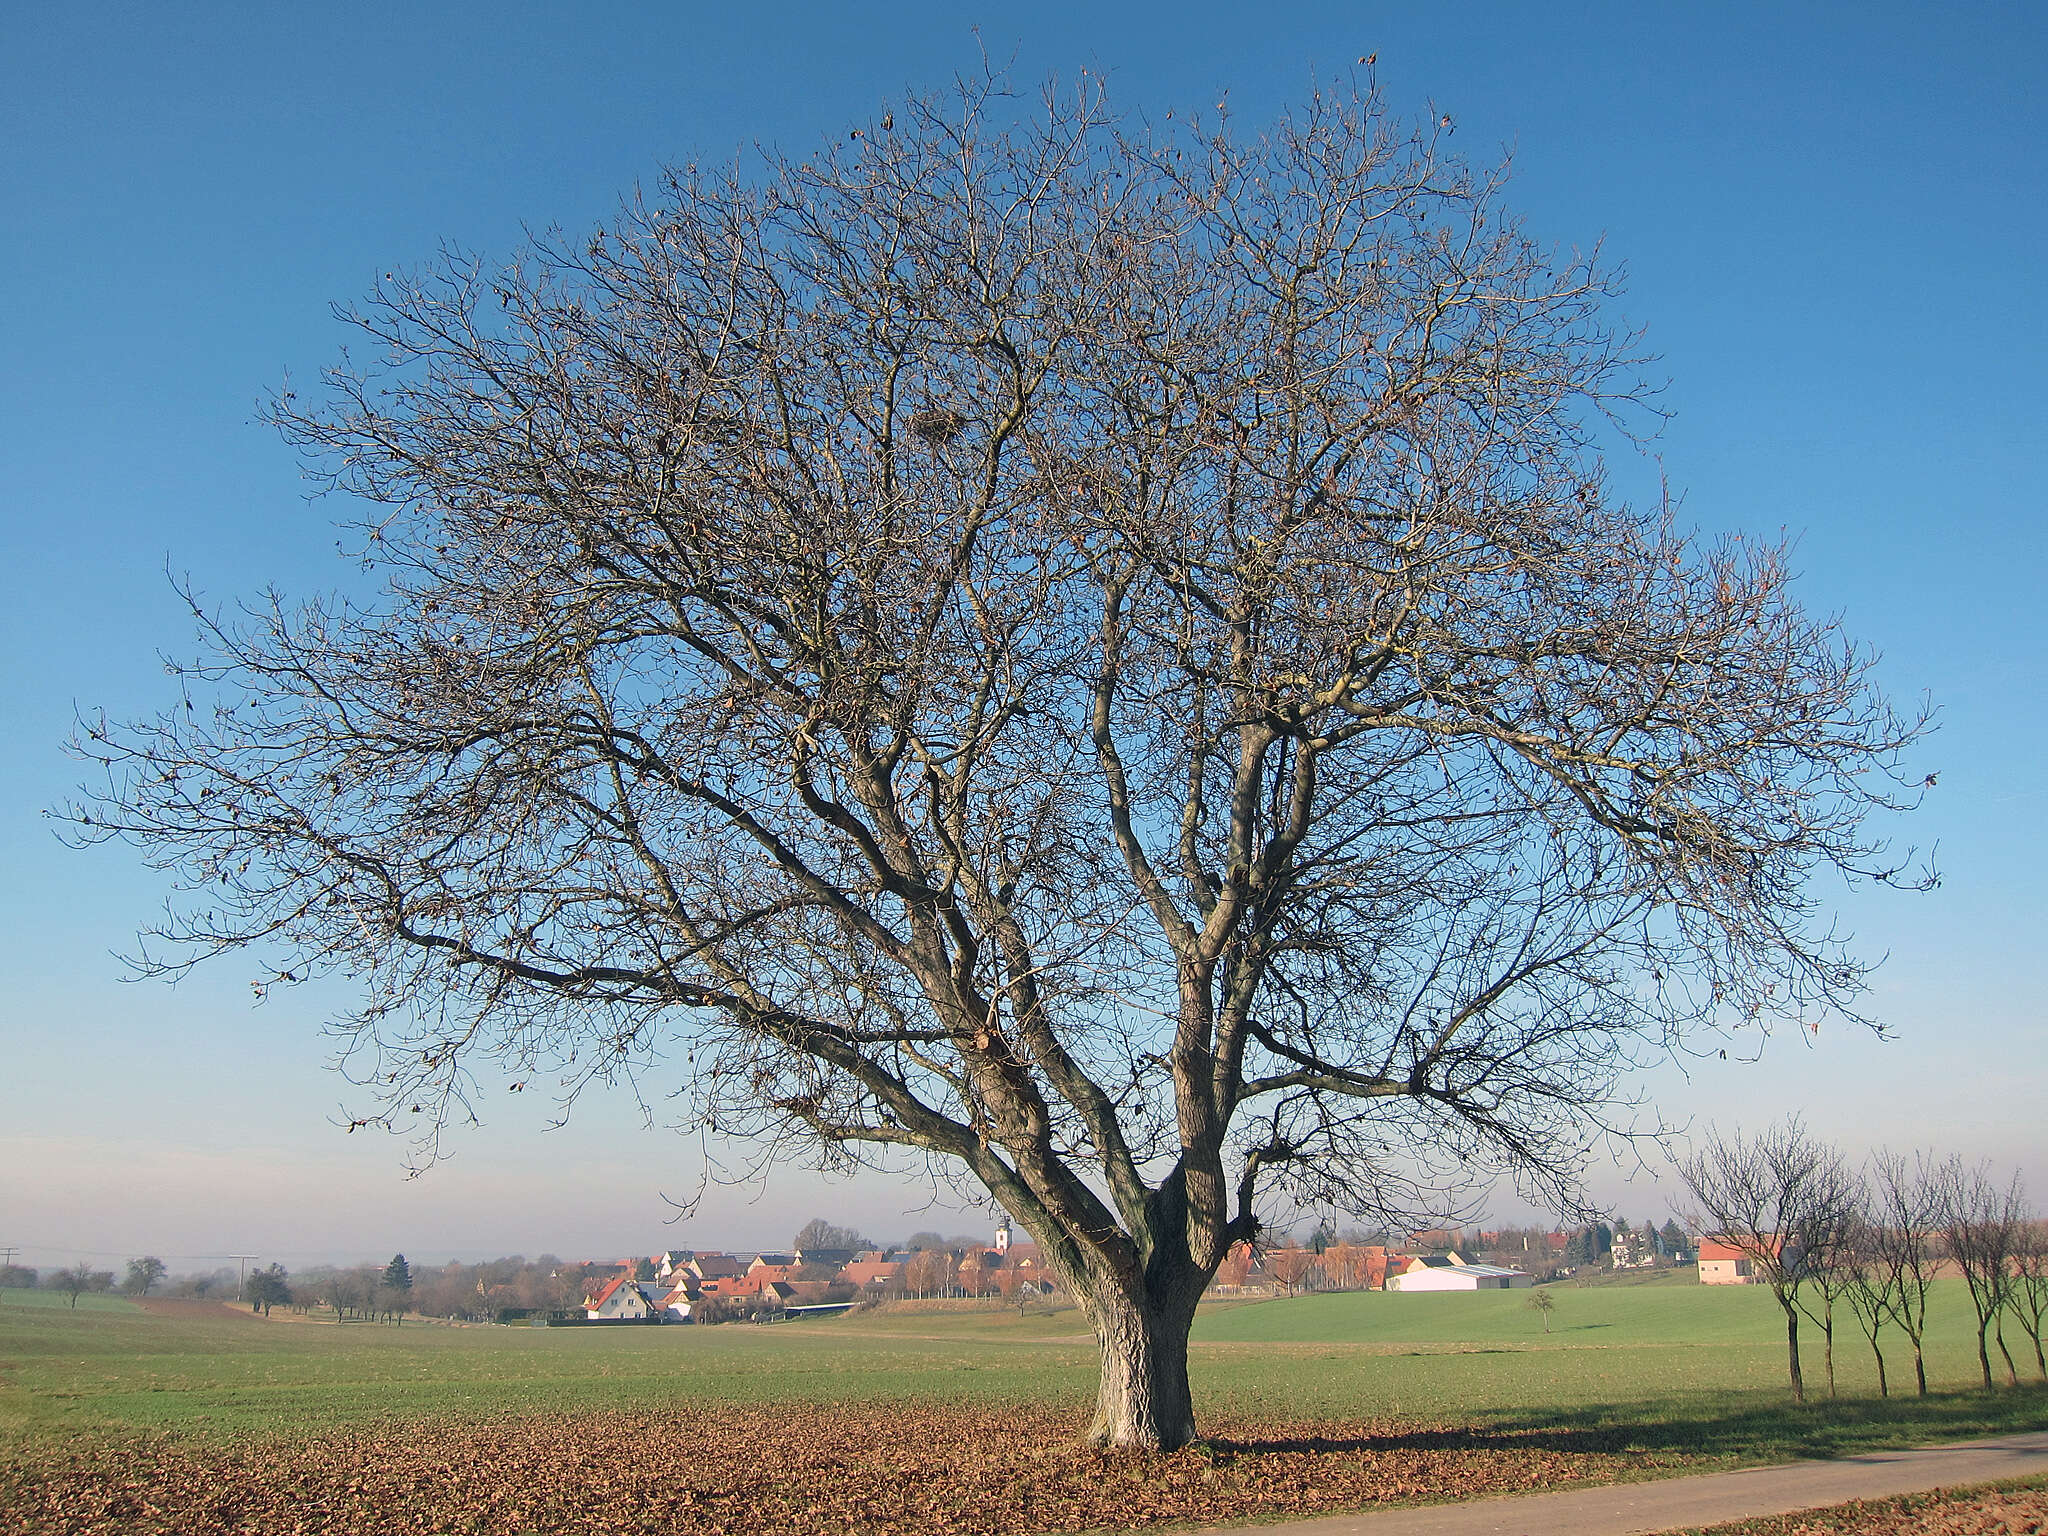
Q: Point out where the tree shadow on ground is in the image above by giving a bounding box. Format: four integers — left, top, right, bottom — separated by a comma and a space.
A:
1209, 1384, 2048, 1464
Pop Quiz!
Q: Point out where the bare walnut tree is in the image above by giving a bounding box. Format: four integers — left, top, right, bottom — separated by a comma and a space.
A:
67, 75, 1926, 1449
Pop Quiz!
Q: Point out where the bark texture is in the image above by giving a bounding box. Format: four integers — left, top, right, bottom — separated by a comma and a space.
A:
1086, 1291, 1200, 1450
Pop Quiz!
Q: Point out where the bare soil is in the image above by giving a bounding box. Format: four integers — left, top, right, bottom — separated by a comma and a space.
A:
131, 1298, 262, 1320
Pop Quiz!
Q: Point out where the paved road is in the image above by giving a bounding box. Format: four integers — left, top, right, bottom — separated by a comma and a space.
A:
1187, 1431, 2048, 1536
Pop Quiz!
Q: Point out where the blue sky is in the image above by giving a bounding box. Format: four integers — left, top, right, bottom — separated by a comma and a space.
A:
2, 2, 2042, 1272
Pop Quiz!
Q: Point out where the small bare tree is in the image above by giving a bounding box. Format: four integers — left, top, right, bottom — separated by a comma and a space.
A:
1837, 1204, 1894, 1397
48, 1264, 92, 1310
1676, 1118, 1852, 1402
1935, 1159, 2025, 1389
68, 72, 1928, 1449
1791, 1157, 1862, 1397
1866, 1148, 1940, 1395
2010, 1212, 2048, 1383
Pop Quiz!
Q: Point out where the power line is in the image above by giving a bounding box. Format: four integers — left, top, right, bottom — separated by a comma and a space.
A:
2, 1242, 277, 1265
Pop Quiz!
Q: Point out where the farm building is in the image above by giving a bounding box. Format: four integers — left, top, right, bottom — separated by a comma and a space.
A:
1384, 1253, 1464, 1283
1697, 1237, 1755, 1284
1386, 1262, 1531, 1291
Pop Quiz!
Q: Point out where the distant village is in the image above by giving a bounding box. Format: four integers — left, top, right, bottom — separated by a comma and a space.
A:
585, 1216, 1056, 1323
575, 1215, 1698, 1324
10, 1215, 1704, 1323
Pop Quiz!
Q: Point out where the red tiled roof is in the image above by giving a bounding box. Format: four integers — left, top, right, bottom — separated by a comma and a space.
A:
696, 1274, 761, 1296
1698, 1236, 1776, 1263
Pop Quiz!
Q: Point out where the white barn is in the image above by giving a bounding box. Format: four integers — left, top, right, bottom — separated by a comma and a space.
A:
1387, 1262, 1532, 1291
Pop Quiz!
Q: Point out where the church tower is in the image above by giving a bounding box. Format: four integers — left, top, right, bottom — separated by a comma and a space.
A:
994, 1215, 1011, 1253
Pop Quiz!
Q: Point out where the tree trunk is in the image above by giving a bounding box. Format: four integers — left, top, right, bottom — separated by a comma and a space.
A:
1994, 1319, 2018, 1387
1780, 1299, 1804, 1402
1975, 1321, 1993, 1389
1870, 1336, 1888, 1398
1822, 1311, 1835, 1398
1086, 1290, 1199, 1450
1912, 1339, 1927, 1396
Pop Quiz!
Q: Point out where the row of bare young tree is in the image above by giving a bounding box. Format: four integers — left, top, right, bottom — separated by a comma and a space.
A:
1676, 1119, 2046, 1403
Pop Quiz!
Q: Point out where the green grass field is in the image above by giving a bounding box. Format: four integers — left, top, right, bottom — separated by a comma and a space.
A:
3, 1278, 2043, 1463
1185, 1278, 2048, 1457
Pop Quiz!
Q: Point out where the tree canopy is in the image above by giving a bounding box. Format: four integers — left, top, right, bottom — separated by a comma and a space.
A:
70, 72, 1924, 1448
123, 1256, 167, 1297
794, 1218, 874, 1254
247, 1263, 292, 1313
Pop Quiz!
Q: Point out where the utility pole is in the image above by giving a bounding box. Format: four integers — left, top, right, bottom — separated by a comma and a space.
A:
0, 1245, 18, 1301
230, 1254, 258, 1301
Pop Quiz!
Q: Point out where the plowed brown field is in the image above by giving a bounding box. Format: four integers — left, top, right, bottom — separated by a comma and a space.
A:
2, 1403, 1713, 1535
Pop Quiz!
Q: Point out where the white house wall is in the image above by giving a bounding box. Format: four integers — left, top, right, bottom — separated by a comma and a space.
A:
1390, 1265, 1532, 1291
